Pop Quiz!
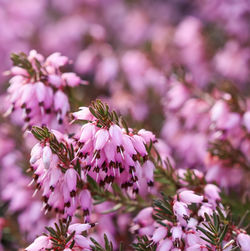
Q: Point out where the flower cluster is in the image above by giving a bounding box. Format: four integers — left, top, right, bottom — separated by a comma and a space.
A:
29, 127, 92, 218
132, 168, 250, 251
162, 80, 250, 189
0, 125, 52, 241
25, 219, 96, 251
28, 100, 156, 219
74, 101, 156, 193
5, 50, 85, 129
1, 2, 250, 245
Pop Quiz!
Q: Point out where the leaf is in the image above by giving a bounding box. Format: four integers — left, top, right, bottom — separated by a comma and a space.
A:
219, 224, 228, 243
197, 226, 216, 242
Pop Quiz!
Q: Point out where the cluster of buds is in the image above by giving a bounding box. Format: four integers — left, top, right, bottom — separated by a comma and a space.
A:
29, 100, 156, 218
25, 219, 96, 251
5, 50, 86, 129
29, 127, 92, 218
73, 100, 156, 193
131, 169, 250, 251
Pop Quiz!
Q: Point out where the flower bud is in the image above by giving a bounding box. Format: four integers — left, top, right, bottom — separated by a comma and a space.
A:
152, 226, 167, 243
95, 129, 109, 150
65, 168, 78, 193
109, 124, 123, 146
179, 190, 203, 205
42, 146, 52, 170
237, 233, 250, 251
68, 223, 93, 234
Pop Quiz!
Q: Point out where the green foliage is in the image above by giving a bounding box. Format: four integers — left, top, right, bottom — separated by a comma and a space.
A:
10, 52, 45, 81
89, 100, 119, 127
196, 210, 230, 250
87, 175, 150, 213
209, 139, 250, 171
154, 156, 205, 196
89, 100, 129, 133
222, 191, 250, 233
153, 193, 176, 225
90, 234, 124, 251
45, 218, 76, 250
31, 126, 75, 165
131, 236, 157, 251
10, 52, 33, 74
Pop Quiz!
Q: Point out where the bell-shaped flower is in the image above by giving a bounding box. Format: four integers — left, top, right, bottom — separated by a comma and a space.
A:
152, 226, 167, 243
42, 146, 53, 170
25, 235, 51, 251
62, 72, 82, 87
94, 129, 109, 150
68, 223, 93, 235
237, 233, 250, 251
109, 124, 123, 146
64, 168, 78, 194
30, 143, 42, 165
157, 238, 172, 251
179, 190, 203, 205
204, 184, 221, 202
74, 235, 92, 249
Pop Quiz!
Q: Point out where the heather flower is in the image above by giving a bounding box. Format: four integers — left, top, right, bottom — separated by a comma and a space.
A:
162, 81, 250, 190
0, 135, 51, 241
204, 184, 221, 202
243, 111, 250, 132
237, 233, 250, 251
178, 190, 204, 205
25, 235, 52, 251
74, 100, 156, 193
29, 101, 156, 218
29, 127, 93, 218
5, 50, 85, 129
25, 220, 95, 251
131, 171, 237, 251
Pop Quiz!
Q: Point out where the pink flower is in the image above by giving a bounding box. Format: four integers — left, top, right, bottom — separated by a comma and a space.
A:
157, 238, 172, 251
6, 51, 84, 129
94, 129, 109, 150
64, 168, 78, 194
204, 184, 221, 202
173, 201, 190, 222
243, 111, 250, 132
109, 124, 123, 147
30, 143, 42, 165
133, 207, 154, 226
138, 129, 156, 143
62, 72, 83, 87
35, 82, 46, 105
46, 52, 68, 68
131, 135, 147, 156
74, 235, 92, 249
79, 190, 92, 215
48, 74, 62, 88
54, 90, 70, 124
152, 226, 167, 243
79, 123, 96, 143
143, 160, 154, 186
171, 225, 183, 240
68, 223, 93, 235
72, 107, 94, 121
179, 190, 203, 205
237, 233, 250, 251
42, 146, 52, 170
25, 235, 51, 251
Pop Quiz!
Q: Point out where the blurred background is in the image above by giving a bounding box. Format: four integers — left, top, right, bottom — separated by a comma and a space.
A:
0, 0, 249, 250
